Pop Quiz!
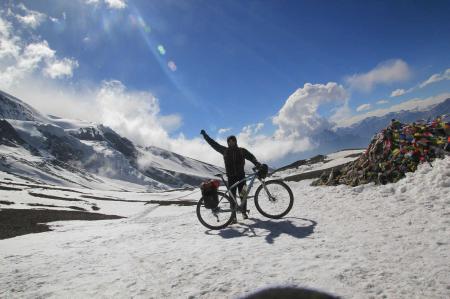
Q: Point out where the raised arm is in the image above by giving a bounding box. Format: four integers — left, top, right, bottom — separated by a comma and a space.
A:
242, 148, 261, 167
201, 130, 226, 155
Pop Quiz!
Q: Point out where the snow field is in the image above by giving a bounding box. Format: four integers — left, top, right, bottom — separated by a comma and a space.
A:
0, 157, 449, 298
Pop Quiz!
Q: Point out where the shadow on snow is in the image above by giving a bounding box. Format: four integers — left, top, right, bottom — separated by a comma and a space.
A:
205, 217, 317, 244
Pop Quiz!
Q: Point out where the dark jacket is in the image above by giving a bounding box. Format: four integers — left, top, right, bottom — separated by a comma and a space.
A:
203, 133, 259, 177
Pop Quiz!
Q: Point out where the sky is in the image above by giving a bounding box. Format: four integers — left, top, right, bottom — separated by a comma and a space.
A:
0, 0, 449, 167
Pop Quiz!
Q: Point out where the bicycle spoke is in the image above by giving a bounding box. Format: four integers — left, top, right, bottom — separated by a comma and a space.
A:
255, 180, 293, 219
197, 192, 235, 229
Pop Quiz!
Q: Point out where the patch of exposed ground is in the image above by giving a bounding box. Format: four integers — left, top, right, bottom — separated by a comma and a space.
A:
0, 209, 123, 240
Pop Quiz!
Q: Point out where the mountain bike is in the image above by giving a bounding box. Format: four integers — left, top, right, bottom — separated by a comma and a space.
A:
196, 167, 294, 230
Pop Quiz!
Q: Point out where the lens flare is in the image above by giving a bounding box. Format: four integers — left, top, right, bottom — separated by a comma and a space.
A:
168, 60, 177, 71
157, 45, 166, 55
128, 5, 200, 106
130, 15, 151, 32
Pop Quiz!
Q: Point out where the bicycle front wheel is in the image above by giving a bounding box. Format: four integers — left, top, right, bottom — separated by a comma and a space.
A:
196, 191, 235, 230
254, 180, 294, 219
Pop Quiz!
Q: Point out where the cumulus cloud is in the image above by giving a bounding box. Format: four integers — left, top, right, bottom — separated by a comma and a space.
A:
346, 59, 411, 92
356, 103, 372, 112
44, 57, 79, 79
0, 40, 56, 86
0, 11, 79, 88
15, 3, 47, 29
206, 82, 350, 163
273, 82, 348, 138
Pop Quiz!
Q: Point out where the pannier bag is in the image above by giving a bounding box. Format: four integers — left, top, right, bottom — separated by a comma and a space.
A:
200, 179, 220, 209
258, 164, 269, 179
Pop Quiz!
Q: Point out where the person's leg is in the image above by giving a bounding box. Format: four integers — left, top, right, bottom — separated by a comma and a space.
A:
227, 176, 239, 222
236, 176, 248, 218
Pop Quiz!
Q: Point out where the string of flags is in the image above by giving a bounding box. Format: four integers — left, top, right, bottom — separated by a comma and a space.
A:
313, 115, 450, 186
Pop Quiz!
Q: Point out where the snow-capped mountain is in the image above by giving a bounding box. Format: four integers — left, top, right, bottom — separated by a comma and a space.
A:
274, 98, 450, 167
334, 98, 450, 142
314, 98, 450, 152
0, 90, 223, 191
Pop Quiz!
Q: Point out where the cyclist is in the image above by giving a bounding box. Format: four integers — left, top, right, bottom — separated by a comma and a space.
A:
200, 129, 261, 220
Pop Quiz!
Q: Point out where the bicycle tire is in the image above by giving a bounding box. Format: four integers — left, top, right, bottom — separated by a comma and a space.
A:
254, 180, 294, 219
196, 191, 236, 230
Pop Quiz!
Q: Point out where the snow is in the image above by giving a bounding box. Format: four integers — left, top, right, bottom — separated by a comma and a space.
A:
47, 115, 96, 130
0, 91, 223, 190
274, 149, 365, 178
1, 156, 449, 298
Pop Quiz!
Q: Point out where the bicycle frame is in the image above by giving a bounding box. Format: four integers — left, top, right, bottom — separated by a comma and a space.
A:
216, 171, 263, 210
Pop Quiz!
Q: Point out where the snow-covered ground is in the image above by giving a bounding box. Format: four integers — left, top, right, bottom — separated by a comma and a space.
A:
1, 156, 449, 298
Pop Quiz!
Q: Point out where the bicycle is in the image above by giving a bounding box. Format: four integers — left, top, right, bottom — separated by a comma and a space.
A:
196, 167, 294, 230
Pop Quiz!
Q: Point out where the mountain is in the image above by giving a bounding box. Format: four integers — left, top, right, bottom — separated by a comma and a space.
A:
313, 98, 450, 151
276, 98, 450, 167
334, 98, 450, 143
0, 90, 223, 191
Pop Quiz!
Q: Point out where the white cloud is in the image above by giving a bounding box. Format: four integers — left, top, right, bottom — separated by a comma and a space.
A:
329, 99, 352, 123
336, 92, 450, 127
390, 88, 406, 97
356, 103, 372, 112
0, 17, 20, 59
273, 82, 348, 138
241, 123, 264, 136
0, 10, 79, 88
105, 0, 127, 9
157, 114, 182, 132
15, 3, 47, 29
0, 17, 11, 36
23, 41, 55, 59
389, 67, 450, 98
44, 57, 79, 79
0, 40, 57, 87
419, 68, 450, 88
376, 99, 389, 105
346, 59, 411, 92
235, 131, 313, 163
207, 82, 349, 163
218, 128, 231, 134
85, 0, 127, 9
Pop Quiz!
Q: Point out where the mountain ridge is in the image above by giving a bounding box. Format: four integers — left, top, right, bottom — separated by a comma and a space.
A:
0, 90, 223, 191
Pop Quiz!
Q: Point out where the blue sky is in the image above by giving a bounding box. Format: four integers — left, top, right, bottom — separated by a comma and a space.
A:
0, 0, 449, 165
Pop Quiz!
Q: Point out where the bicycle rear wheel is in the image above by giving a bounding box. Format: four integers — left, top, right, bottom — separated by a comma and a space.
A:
254, 180, 294, 219
196, 191, 235, 230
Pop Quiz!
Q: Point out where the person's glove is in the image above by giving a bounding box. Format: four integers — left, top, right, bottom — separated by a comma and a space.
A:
200, 129, 206, 136
255, 162, 261, 168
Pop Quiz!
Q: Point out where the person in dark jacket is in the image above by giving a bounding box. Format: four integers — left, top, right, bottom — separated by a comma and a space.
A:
201, 129, 261, 220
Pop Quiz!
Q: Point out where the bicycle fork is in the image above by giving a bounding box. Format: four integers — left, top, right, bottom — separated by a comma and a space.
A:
262, 181, 276, 202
